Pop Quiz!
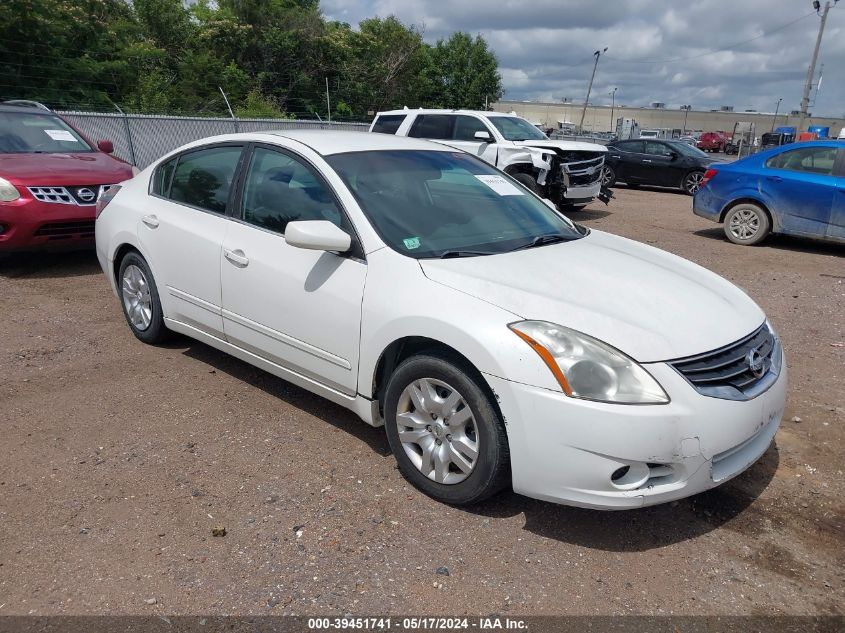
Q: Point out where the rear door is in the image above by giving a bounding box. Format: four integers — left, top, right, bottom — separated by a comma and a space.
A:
141, 144, 245, 337
827, 148, 845, 241
407, 114, 457, 148
609, 140, 646, 182
370, 114, 407, 135
762, 145, 838, 237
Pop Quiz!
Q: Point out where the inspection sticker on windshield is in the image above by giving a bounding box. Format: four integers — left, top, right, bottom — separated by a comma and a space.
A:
403, 237, 421, 250
474, 174, 524, 196
44, 129, 77, 142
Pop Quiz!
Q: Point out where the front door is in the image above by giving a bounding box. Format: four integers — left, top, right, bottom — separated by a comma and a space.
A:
643, 141, 684, 187
447, 115, 499, 167
139, 144, 244, 337
220, 145, 367, 395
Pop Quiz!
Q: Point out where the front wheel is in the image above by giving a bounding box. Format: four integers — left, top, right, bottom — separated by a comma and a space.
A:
384, 354, 510, 505
601, 165, 616, 187
723, 203, 771, 246
118, 251, 169, 343
683, 170, 705, 195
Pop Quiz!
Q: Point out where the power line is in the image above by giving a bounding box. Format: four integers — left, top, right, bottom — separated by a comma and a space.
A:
604, 10, 816, 64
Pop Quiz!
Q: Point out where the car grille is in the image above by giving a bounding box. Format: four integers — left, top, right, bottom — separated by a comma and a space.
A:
33, 221, 96, 239
669, 323, 777, 400
561, 156, 605, 187
28, 185, 114, 206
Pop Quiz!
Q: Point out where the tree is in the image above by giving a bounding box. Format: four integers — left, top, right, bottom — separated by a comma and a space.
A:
427, 32, 503, 110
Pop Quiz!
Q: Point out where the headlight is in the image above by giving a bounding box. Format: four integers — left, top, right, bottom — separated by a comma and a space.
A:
0, 177, 21, 202
509, 320, 669, 404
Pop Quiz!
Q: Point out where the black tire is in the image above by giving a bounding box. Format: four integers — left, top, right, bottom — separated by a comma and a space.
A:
683, 170, 705, 195
723, 202, 772, 246
511, 172, 542, 195
383, 354, 510, 505
601, 165, 616, 187
117, 251, 170, 344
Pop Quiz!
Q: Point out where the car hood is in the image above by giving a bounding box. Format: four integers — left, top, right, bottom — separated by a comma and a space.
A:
419, 230, 764, 363
512, 140, 607, 154
0, 152, 133, 185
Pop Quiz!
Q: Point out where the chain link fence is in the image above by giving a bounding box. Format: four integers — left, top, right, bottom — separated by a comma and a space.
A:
56, 111, 369, 168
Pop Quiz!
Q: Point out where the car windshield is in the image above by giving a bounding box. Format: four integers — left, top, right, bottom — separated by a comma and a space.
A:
326, 150, 583, 259
669, 141, 708, 158
487, 116, 548, 141
0, 112, 92, 154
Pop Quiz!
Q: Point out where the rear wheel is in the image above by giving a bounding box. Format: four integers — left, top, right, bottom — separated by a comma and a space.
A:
384, 354, 510, 505
723, 203, 771, 246
118, 251, 169, 343
683, 170, 705, 195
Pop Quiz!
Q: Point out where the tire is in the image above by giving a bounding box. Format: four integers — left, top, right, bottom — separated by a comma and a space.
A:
383, 354, 510, 505
683, 170, 705, 195
723, 203, 771, 246
117, 251, 170, 344
601, 165, 616, 187
511, 172, 542, 195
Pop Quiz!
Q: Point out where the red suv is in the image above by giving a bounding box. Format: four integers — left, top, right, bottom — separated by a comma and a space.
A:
0, 101, 135, 251
696, 132, 728, 153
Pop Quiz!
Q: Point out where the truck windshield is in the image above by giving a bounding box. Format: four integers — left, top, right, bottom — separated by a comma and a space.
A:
326, 150, 583, 259
487, 116, 548, 141
0, 112, 93, 154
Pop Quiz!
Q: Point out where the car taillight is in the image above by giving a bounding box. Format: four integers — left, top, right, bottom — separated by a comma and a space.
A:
699, 169, 718, 188
95, 185, 121, 219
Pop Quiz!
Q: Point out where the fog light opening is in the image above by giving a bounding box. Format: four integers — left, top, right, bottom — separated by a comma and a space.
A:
611, 466, 630, 482
609, 462, 650, 491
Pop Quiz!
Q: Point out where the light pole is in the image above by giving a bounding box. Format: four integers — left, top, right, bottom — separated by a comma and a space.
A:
798, 1, 835, 133
681, 105, 691, 135
579, 47, 607, 133
609, 87, 617, 134
771, 97, 782, 131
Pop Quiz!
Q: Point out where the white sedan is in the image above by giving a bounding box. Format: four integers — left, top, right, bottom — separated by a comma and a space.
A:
95, 131, 787, 509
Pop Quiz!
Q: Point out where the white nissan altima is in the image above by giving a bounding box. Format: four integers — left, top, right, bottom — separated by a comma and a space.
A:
95, 131, 786, 509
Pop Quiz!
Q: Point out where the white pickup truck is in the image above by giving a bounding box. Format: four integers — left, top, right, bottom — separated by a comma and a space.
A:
370, 109, 611, 209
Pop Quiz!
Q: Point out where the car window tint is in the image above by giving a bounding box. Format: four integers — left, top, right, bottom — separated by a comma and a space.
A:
0, 112, 93, 154
766, 146, 837, 176
618, 141, 645, 153
169, 146, 242, 213
240, 147, 345, 235
408, 115, 455, 140
152, 157, 177, 196
453, 116, 491, 141
645, 141, 673, 156
371, 115, 406, 135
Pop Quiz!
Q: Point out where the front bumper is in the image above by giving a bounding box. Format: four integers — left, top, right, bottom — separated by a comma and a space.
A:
485, 349, 787, 509
0, 196, 96, 250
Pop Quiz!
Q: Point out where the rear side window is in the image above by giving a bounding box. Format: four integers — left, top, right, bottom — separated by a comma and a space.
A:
151, 157, 176, 196
168, 146, 243, 213
409, 115, 455, 140
371, 115, 406, 135
617, 141, 645, 153
766, 146, 837, 176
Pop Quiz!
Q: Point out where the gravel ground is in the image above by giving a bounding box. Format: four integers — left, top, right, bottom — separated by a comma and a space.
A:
0, 186, 843, 616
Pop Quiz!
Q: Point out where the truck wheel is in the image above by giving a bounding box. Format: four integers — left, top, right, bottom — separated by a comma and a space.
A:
511, 172, 542, 195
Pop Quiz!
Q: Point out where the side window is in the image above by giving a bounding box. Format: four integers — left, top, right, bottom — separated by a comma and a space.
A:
169, 146, 243, 213
152, 156, 177, 196
766, 147, 837, 176
453, 116, 492, 141
645, 141, 673, 156
371, 115, 406, 135
408, 115, 455, 140
240, 147, 345, 235
618, 141, 645, 153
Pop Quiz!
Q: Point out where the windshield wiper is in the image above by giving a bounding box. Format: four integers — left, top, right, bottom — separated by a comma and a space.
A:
438, 250, 495, 259
508, 233, 577, 252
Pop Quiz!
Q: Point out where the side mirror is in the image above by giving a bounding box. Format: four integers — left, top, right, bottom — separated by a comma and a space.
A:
285, 220, 351, 253
97, 139, 114, 154
668, 151, 678, 160
474, 130, 492, 142
542, 198, 557, 211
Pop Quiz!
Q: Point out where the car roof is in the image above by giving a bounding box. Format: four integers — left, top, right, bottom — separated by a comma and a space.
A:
375, 108, 520, 118
179, 129, 457, 156
0, 104, 60, 116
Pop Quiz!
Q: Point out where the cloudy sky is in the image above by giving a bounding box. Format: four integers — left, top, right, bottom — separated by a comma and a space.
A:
321, 0, 845, 117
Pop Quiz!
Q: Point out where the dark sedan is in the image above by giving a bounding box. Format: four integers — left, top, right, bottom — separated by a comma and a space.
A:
601, 139, 716, 195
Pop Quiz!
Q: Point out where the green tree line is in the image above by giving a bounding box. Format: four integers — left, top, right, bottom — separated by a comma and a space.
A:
0, 0, 504, 120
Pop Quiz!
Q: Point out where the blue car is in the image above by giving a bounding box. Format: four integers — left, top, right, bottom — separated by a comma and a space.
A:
693, 140, 844, 246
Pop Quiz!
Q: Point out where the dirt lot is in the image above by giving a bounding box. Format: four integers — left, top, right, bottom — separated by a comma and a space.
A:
0, 186, 843, 616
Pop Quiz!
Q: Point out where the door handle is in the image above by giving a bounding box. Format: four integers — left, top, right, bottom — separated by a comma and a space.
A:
141, 214, 159, 229
766, 176, 783, 183
642, 159, 652, 163
611, 155, 621, 159
224, 248, 249, 267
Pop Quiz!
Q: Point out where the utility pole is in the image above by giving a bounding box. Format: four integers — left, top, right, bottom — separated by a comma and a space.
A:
681, 105, 691, 134
326, 77, 331, 123
771, 97, 782, 131
579, 48, 607, 133
609, 87, 617, 133
798, 1, 834, 133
